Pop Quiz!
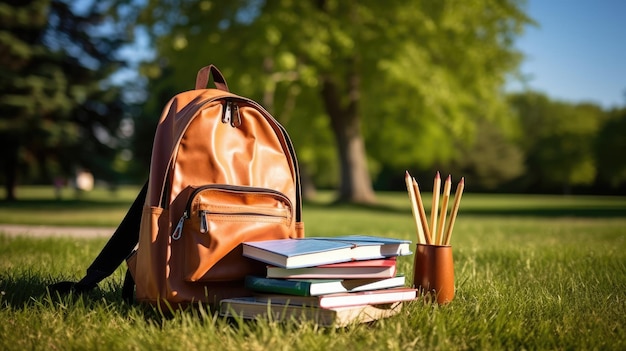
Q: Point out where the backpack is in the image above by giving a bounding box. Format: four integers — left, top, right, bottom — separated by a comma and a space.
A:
49, 65, 305, 308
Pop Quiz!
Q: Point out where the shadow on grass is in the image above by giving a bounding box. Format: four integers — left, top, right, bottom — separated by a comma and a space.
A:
0, 272, 123, 308
2, 195, 625, 219
0, 198, 133, 210
456, 207, 626, 218
303, 200, 626, 218
0, 272, 50, 307
0, 272, 230, 325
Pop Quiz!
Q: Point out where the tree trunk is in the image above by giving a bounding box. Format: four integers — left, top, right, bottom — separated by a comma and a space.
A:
320, 74, 376, 204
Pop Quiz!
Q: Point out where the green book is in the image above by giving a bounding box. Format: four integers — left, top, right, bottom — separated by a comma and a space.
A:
244, 275, 406, 296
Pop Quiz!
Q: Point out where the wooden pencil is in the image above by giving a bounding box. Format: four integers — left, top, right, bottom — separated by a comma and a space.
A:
436, 175, 452, 245
430, 171, 441, 245
405, 171, 426, 244
412, 177, 432, 244
444, 177, 465, 245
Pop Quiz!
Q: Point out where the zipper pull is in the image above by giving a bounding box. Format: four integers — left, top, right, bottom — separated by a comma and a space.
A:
171, 212, 187, 240
222, 101, 232, 124
199, 210, 209, 234
231, 103, 241, 127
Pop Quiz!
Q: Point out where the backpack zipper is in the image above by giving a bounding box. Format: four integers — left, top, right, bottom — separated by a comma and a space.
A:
172, 213, 186, 240
197, 207, 289, 234
199, 210, 208, 233
222, 100, 241, 127
171, 185, 292, 240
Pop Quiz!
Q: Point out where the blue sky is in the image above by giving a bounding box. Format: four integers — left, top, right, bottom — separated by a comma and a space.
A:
509, 0, 626, 108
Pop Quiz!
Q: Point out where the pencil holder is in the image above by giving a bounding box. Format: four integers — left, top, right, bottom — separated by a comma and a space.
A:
413, 244, 454, 304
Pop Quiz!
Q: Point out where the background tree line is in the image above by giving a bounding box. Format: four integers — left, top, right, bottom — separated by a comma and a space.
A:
1, 0, 625, 202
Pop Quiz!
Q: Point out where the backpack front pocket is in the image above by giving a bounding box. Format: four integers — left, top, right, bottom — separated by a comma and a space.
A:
171, 185, 293, 282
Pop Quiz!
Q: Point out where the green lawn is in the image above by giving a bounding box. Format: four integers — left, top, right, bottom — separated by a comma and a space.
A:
1, 186, 625, 350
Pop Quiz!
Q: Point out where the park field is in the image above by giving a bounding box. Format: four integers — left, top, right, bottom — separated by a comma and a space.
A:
1, 186, 625, 350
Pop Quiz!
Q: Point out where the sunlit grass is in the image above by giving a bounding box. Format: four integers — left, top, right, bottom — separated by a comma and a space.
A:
0, 187, 625, 350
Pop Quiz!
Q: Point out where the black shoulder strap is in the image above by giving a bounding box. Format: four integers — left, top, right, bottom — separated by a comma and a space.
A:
78, 181, 147, 289
122, 268, 135, 303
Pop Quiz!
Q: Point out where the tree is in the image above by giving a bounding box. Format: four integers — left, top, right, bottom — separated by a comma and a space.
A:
132, 0, 532, 203
0, 0, 131, 200
595, 108, 626, 190
451, 119, 525, 190
509, 92, 606, 193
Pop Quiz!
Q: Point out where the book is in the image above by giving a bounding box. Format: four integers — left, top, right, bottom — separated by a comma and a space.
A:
266, 258, 397, 279
255, 287, 418, 309
317, 235, 413, 256
242, 235, 412, 268
219, 297, 403, 327
245, 275, 406, 296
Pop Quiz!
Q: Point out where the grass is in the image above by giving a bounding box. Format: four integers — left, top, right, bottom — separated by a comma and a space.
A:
0, 185, 139, 227
1, 186, 625, 350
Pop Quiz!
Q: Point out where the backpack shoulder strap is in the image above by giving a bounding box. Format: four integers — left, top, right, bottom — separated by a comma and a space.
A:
48, 182, 148, 295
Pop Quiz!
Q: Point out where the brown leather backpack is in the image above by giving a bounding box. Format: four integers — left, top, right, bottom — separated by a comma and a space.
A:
126, 64, 305, 307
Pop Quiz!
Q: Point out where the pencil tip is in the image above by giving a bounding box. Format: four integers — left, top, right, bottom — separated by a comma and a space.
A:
447, 174, 451, 180
436, 171, 440, 178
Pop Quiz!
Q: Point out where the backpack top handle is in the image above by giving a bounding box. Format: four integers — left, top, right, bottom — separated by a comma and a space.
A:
195, 64, 229, 92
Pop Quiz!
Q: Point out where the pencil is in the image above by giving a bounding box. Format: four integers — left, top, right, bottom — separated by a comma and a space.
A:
405, 171, 426, 244
412, 177, 432, 244
430, 171, 441, 245
444, 177, 465, 245
436, 175, 452, 245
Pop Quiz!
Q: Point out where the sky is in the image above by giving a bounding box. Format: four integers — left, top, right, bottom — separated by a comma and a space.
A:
508, 0, 626, 109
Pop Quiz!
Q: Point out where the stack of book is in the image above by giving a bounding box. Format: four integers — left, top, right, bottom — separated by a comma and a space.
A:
219, 235, 417, 327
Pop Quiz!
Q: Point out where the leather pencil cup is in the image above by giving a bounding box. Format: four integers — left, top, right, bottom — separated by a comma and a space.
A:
413, 244, 455, 304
